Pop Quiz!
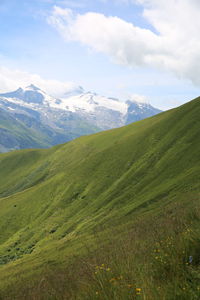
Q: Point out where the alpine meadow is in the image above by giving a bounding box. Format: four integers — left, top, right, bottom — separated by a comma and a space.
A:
0, 97, 199, 299
1, 1, 200, 299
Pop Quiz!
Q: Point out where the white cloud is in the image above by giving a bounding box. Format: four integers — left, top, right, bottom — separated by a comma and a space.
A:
0, 66, 79, 97
48, 1, 200, 85
129, 93, 149, 103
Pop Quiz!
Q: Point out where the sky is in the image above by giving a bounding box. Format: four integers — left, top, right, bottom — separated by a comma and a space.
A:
0, 0, 200, 109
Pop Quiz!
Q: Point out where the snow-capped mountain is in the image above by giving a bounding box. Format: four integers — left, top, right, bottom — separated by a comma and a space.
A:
0, 85, 161, 151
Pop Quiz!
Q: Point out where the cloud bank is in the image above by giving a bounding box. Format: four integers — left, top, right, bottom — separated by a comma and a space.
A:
48, 0, 200, 85
0, 66, 79, 97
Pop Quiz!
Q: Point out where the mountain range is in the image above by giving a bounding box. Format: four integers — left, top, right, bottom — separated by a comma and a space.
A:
0, 96, 199, 299
0, 84, 161, 152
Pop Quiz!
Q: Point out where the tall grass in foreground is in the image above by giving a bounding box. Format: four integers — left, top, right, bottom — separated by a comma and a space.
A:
79, 196, 200, 300
2, 193, 200, 300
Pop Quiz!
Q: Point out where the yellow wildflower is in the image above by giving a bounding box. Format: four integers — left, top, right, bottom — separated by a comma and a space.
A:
136, 288, 142, 295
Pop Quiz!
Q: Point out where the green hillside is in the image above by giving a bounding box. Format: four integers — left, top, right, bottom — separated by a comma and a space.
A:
0, 97, 200, 299
0, 108, 100, 152
0, 109, 51, 152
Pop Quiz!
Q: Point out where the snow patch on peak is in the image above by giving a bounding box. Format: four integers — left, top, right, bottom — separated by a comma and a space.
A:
63, 85, 85, 98
57, 92, 128, 114
0, 85, 161, 125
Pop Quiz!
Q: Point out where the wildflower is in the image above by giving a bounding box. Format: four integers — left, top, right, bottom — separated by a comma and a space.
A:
106, 268, 111, 272
136, 288, 142, 295
96, 291, 99, 295
189, 256, 193, 264
155, 249, 160, 253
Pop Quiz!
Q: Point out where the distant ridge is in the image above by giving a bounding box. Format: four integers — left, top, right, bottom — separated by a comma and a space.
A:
0, 84, 161, 151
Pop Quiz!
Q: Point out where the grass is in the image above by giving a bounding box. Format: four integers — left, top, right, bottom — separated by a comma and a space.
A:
0, 108, 100, 152
0, 109, 51, 151
0, 97, 199, 299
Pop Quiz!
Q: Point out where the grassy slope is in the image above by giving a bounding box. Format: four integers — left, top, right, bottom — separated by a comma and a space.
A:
0, 97, 199, 299
0, 109, 100, 152
0, 109, 51, 151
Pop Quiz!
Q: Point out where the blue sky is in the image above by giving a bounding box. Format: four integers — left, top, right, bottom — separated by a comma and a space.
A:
0, 0, 200, 110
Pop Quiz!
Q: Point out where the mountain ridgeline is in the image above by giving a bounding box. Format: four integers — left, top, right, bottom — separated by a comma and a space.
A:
0, 85, 161, 152
0, 97, 199, 299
